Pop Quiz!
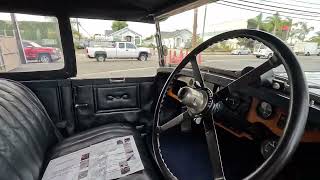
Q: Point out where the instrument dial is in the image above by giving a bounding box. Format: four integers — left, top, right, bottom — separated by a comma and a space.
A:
257, 101, 273, 119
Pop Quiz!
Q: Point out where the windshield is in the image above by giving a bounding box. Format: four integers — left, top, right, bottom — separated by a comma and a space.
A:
159, 0, 320, 94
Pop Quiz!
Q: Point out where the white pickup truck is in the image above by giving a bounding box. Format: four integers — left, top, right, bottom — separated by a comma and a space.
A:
86, 41, 151, 61
253, 43, 274, 59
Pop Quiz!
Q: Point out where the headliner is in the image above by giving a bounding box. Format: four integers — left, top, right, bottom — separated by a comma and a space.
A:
0, 0, 212, 23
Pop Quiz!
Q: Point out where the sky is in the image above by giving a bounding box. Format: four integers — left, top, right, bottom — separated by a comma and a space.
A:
74, 0, 320, 38
0, 0, 319, 39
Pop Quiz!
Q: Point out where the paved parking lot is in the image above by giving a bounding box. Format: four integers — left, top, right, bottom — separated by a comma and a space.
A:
75, 52, 159, 78
10, 50, 320, 80
75, 51, 320, 78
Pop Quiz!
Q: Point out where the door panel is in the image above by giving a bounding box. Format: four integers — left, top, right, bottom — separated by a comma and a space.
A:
20, 77, 156, 135
21, 80, 75, 136
72, 77, 155, 131
95, 85, 139, 112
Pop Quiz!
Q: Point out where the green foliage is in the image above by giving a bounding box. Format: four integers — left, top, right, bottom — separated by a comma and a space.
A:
144, 35, 154, 41
0, 20, 61, 47
247, 13, 263, 30
310, 31, 320, 45
111, 21, 128, 32
70, 19, 83, 40
206, 41, 233, 52
185, 36, 202, 49
247, 12, 314, 42
0, 20, 14, 36
237, 38, 255, 49
293, 22, 314, 41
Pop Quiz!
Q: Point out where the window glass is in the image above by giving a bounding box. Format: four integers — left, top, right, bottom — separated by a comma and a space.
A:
119, 43, 125, 48
71, 18, 158, 79
160, 0, 320, 93
126, 43, 136, 49
0, 13, 64, 72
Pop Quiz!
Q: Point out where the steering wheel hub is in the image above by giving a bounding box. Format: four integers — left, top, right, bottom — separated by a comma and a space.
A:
178, 87, 213, 115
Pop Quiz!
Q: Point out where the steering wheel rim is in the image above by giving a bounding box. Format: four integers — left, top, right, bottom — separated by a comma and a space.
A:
152, 29, 309, 180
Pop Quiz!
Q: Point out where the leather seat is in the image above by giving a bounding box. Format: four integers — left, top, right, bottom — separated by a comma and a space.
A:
0, 79, 160, 180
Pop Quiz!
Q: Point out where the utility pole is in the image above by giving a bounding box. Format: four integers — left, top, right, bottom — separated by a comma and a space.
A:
10, 13, 26, 64
201, 5, 207, 41
76, 18, 81, 41
192, 8, 198, 48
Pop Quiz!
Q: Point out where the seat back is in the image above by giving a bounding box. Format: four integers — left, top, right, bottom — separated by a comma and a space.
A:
0, 79, 60, 180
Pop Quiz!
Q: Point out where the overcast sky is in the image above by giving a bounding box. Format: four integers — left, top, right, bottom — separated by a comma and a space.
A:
0, 0, 319, 39
76, 0, 320, 38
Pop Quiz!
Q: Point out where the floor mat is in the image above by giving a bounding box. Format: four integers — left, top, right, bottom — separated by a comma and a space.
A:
159, 128, 263, 180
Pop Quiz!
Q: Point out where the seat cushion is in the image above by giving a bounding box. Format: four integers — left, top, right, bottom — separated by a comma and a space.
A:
0, 79, 60, 180
47, 123, 161, 180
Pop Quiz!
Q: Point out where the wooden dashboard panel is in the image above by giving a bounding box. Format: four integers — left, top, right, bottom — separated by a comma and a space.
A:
247, 97, 320, 143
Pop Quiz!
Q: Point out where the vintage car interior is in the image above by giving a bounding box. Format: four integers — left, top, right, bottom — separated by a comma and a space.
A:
0, 0, 319, 180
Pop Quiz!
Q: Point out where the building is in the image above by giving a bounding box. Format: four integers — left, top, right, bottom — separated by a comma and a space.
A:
104, 27, 142, 45
161, 29, 192, 49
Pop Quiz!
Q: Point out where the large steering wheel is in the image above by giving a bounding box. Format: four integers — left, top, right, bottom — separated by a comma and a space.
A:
152, 29, 309, 180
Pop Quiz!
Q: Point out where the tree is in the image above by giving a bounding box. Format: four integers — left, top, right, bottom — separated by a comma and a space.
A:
144, 35, 154, 41
310, 31, 320, 45
70, 19, 83, 41
294, 22, 314, 41
247, 13, 263, 30
237, 38, 255, 49
264, 12, 281, 35
111, 21, 128, 31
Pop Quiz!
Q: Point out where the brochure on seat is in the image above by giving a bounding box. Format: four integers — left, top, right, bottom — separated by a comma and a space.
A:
42, 135, 144, 180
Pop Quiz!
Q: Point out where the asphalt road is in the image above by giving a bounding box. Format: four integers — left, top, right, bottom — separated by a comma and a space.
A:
10, 52, 320, 80
75, 53, 320, 78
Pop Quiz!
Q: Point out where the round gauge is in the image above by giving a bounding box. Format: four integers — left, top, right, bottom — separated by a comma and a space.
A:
257, 101, 273, 119
260, 139, 278, 159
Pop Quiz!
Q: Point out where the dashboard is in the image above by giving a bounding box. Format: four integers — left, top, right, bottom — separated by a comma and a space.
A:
161, 67, 320, 144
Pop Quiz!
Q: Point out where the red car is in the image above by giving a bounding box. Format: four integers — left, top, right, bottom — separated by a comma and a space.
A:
22, 40, 61, 63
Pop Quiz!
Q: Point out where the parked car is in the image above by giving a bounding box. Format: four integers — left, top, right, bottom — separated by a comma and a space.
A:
294, 42, 320, 56
86, 41, 151, 61
253, 43, 273, 58
231, 48, 251, 55
22, 40, 61, 63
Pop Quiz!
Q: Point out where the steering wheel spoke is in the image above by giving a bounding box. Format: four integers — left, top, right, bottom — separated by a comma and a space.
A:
203, 113, 225, 180
217, 56, 281, 99
190, 55, 205, 88
158, 111, 192, 133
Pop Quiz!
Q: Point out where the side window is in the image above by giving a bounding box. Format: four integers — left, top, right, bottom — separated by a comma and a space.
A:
126, 43, 136, 49
0, 12, 64, 73
0, 13, 64, 73
119, 43, 125, 49
71, 18, 158, 78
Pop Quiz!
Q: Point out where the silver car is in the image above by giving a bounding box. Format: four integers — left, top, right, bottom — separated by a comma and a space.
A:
231, 48, 251, 55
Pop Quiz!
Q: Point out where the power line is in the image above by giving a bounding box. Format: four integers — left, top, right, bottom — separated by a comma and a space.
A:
78, 23, 91, 37
261, 0, 320, 10
288, 0, 320, 6
223, 0, 320, 16
220, 0, 320, 19
216, 2, 320, 22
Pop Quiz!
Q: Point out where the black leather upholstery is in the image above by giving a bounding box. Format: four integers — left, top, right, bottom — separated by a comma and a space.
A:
0, 79, 60, 180
0, 79, 160, 180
